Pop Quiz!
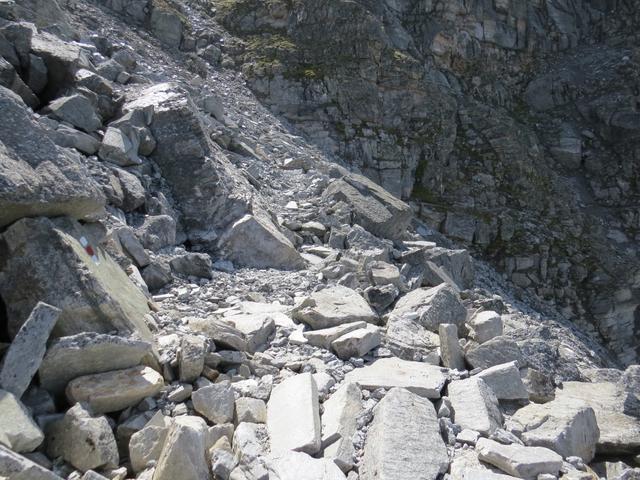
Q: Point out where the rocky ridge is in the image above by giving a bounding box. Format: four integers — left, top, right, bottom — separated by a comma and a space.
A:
0, 0, 638, 480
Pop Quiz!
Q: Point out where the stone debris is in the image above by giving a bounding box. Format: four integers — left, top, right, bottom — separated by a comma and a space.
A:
468, 310, 503, 344
269, 451, 347, 480
154, 416, 209, 480
448, 377, 503, 435
476, 438, 563, 479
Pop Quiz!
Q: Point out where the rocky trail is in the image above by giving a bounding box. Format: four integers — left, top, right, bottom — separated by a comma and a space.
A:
0, 0, 638, 479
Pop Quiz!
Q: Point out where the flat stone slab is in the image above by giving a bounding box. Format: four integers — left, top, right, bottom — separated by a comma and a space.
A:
322, 382, 362, 471
448, 377, 502, 435
476, 361, 529, 400
268, 451, 346, 480
331, 324, 381, 360
476, 438, 563, 479
292, 285, 377, 329
450, 450, 520, 480
267, 372, 321, 455
303, 321, 367, 350
344, 358, 446, 398
0, 444, 63, 479
66, 366, 164, 413
360, 388, 448, 480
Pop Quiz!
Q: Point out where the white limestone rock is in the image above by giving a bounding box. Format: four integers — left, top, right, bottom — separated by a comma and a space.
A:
468, 310, 503, 344
303, 322, 367, 350
476, 361, 529, 400
292, 286, 377, 329
269, 451, 346, 480
154, 416, 209, 480
192, 382, 235, 424
438, 323, 465, 370
321, 382, 362, 471
448, 377, 502, 435
476, 438, 563, 479
0, 389, 44, 453
331, 324, 381, 360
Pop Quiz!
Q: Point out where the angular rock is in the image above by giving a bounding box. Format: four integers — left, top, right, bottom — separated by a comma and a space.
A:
521, 367, 555, 403
129, 425, 169, 473
219, 212, 306, 270
0, 390, 43, 453
66, 366, 164, 413
154, 416, 209, 480
468, 311, 503, 344
344, 357, 446, 398
448, 377, 502, 435
322, 382, 362, 472
331, 324, 381, 360
476, 438, 563, 479
51, 124, 100, 154
438, 323, 465, 371
465, 336, 524, 370
0, 302, 59, 397
269, 451, 346, 480
178, 334, 205, 382
322, 172, 412, 240
170, 252, 212, 279
116, 227, 150, 267
389, 283, 467, 332
189, 313, 275, 353
0, 444, 63, 479
0, 87, 104, 228
192, 382, 235, 424
364, 283, 399, 313
267, 372, 321, 455
235, 397, 267, 424
136, 215, 176, 252
303, 321, 367, 350
38, 332, 153, 395
47, 403, 119, 472
449, 449, 520, 479
293, 286, 377, 330
508, 398, 599, 461
384, 315, 440, 361
367, 261, 401, 287
150, 8, 183, 48
423, 247, 475, 290
141, 261, 172, 291
0, 216, 151, 339
46, 94, 102, 132
360, 388, 448, 480
98, 126, 141, 167
477, 362, 529, 401
113, 167, 146, 211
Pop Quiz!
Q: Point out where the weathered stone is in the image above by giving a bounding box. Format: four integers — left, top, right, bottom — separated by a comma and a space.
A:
521, 368, 555, 403
170, 253, 212, 279
465, 336, 523, 370
46, 94, 102, 132
476, 438, 563, 479
154, 416, 209, 480
150, 8, 183, 48
66, 366, 164, 413
219, 212, 306, 270
0, 87, 104, 228
322, 172, 412, 240
477, 362, 529, 401
267, 372, 321, 455
468, 311, 503, 344
389, 283, 467, 332
344, 357, 446, 398
189, 313, 275, 353
438, 323, 465, 370
448, 377, 502, 435
192, 382, 235, 424
116, 227, 150, 267
38, 332, 152, 395
136, 215, 176, 252
98, 126, 142, 167
129, 425, 169, 473
423, 247, 475, 290
0, 444, 63, 479
384, 315, 440, 361
449, 449, 520, 479
235, 397, 267, 424
141, 261, 172, 291
367, 261, 401, 288
508, 398, 599, 461
0, 302, 59, 397
0, 390, 43, 453
269, 451, 347, 480
331, 324, 381, 360
322, 382, 362, 472
178, 334, 205, 383
51, 125, 100, 155
113, 168, 146, 211
303, 321, 366, 350
47, 403, 119, 472
360, 388, 448, 480
293, 286, 377, 329
363, 283, 399, 313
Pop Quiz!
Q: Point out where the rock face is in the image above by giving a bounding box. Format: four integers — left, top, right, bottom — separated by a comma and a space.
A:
0, 87, 104, 228
293, 286, 377, 329
267, 372, 321, 455
361, 388, 448, 480
448, 377, 502, 435
0, 216, 151, 339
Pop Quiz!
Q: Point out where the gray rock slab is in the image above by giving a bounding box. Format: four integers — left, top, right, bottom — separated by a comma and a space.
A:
448, 377, 502, 435
322, 382, 362, 471
0, 389, 43, 453
293, 286, 377, 330
476, 438, 563, 480
476, 361, 529, 400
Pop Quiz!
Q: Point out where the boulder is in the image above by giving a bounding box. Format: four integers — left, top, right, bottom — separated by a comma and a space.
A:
331, 324, 381, 360
303, 321, 367, 350
389, 283, 467, 332
476, 438, 563, 479
448, 377, 502, 435
51, 124, 101, 154
367, 261, 401, 288
66, 366, 163, 413
465, 336, 523, 370
98, 126, 141, 166
218, 212, 306, 270
293, 286, 377, 329
0, 87, 104, 228
235, 397, 267, 424
521, 367, 555, 403
178, 334, 205, 382
232, 422, 269, 474
136, 215, 176, 251
267, 372, 321, 455
47, 403, 119, 472
449, 449, 520, 479
322, 382, 362, 472
38, 332, 152, 395
468, 311, 503, 344
112, 167, 146, 211
141, 260, 172, 291
360, 388, 448, 480
129, 425, 169, 473
269, 451, 346, 480
192, 383, 235, 424
150, 8, 183, 48
384, 315, 440, 361
0, 302, 59, 397
438, 323, 465, 371
116, 227, 150, 267
322, 172, 412, 240
0, 444, 63, 479
154, 416, 209, 480
508, 398, 599, 461
344, 357, 446, 398
364, 284, 399, 313
476, 362, 529, 401
189, 313, 275, 353
423, 247, 475, 290
0, 389, 43, 453
0, 216, 151, 339
170, 252, 212, 279
45, 94, 102, 132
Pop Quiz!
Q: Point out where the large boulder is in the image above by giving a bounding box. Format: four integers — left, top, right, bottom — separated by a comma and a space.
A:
0, 86, 104, 228
0, 216, 152, 339
323, 172, 412, 240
